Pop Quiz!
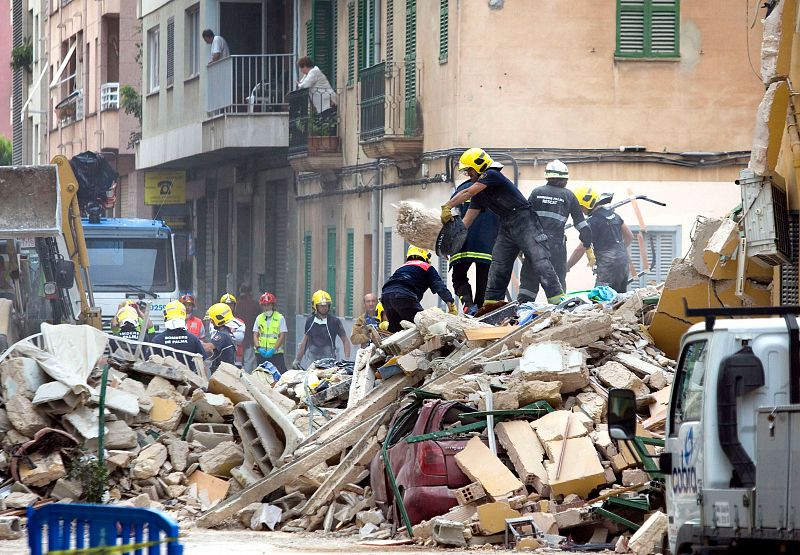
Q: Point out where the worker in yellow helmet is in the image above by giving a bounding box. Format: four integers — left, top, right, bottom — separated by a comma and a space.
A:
380, 246, 457, 333
114, 306, 141, 341
442, 148, 564, 305
149, 300, 207, 372
205, 302, 237, 372
567, 186, 634, 293
293, 290, 351, 369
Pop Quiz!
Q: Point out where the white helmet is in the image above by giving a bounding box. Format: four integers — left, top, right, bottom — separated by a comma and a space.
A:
544, 159, 569, 179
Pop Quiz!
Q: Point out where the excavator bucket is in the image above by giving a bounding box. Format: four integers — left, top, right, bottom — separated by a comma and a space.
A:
0, 165, 61, 238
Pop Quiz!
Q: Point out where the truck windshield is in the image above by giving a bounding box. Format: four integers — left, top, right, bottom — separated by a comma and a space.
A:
671, 339, 708, 432
85, 238, 176, 293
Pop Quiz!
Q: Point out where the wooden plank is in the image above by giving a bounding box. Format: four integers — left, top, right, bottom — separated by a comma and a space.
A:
464, 326, 517, 341
196, 412, 383, 528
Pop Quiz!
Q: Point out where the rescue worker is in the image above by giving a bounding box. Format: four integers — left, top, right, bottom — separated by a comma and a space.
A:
294, 290, 351, 368
253, 292, 288, 375
350, 293, 382, 347
149, 300, 207, 372
217, 293, 246, 366
449, 166, 500, 313
567, 186, 634, 293
442, 148, 563, 305
205, 302, 237, 372
528, 160, 594, 295
180, 294, 206, 339
381, 246, 457, 333
114, 306, 141, 341
110, 300, 155, 335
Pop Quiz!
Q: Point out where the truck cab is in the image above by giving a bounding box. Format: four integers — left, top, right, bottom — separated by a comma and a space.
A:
81, 218, 179, 331
609, 308, 800, 554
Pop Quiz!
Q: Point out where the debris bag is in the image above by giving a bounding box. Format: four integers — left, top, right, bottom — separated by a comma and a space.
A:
394, 201, 442, 251
68, 151, 118, 212
436, 218, 468, 257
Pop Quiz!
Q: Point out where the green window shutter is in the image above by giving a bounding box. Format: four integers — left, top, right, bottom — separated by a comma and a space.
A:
347, 2, 356, 85
404, 0, 417, 136
439, 0, 448, 63
358, 0, 367, 72
386, 0, 394, 64
306, 19, 313, 58
616, 0, 679, 58
332, 0, 338, 87
327, 227, 337, 306
312, 0, 335, 86
304, 232, 312, 313
346, 229, 355, 317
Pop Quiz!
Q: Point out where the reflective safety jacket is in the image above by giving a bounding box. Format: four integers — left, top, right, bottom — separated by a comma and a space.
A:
255, 311, 285, 352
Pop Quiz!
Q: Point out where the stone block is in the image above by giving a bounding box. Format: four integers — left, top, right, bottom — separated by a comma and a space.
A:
184, 390, 234, 423
576, 392, 606, 423
167, 440, 190, 472
597, 361, 649, 398
482, 358, 521, 375
476, 501, 521, 534
233, 402, 282, 474
5, 491, 39, 508
508, 379, 562, 408
477, 390, 519, 411
186, 422, 234, 450
199, 441, 244, 477
131, 443, 168, 479
150, 397, 182, 431
628, 511, 668, 555
19, 451, 66, 487
51, 478, 84, 500
532, 410, 592, 444
0, 357, 48, 400
97, 387, 140, 417
5, 395, 51, 437
648, 369, 670, 391
454, 436, 524, 498
63, 406, 105, 442
530, 511, 558, 535
515, 342, 589, 393
0, 516, 22, 539
31, 381, 82, 415
622, 468, 650, 486
495, 420, 549, 490
554, 508, 586, 530
546, 436, 606, 499
106, 450, 136, 471
523, 313, 614, 349
431, 518, 467, 547
208, 363, 253, 403
146, 376, 179, 399
104, 420, 138, 450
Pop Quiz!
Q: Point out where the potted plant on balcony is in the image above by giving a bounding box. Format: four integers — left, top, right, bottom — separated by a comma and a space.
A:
308, 115, 339, 154
10, 39, 33, 73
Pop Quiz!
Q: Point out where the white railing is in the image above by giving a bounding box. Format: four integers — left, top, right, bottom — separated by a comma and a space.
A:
57, 89, 84, 126
206, 53, 295, 114
100, 82, 120, 111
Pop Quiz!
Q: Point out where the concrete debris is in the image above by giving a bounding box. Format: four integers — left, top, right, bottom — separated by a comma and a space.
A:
198, 441, 244, 477
516, 342, 588, 393
6, 395, 51, 437
19, 451, 66, 487
455, 436, 524, 498
394, 200, 443, 251
131, 443, 168, 480
627, 511, 668, 555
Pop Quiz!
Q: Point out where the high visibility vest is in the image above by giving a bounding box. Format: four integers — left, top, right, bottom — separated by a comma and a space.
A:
256, 311, 284, 352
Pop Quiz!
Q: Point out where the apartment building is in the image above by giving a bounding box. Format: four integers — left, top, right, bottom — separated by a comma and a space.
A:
136, 0, 298, 338
11, 0, 143, 218
291, 0, 765, 325
1, 4, 11, 141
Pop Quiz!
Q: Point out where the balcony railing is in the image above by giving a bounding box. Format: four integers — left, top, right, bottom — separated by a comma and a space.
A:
100, 82, 120, 111
56, 89, 84, 126
288, 87, 340, 156
206, 54, 295, 114
359, 61, 421, 142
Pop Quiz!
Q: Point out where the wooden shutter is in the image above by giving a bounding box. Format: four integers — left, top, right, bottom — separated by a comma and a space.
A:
306, 19, 313, 57
628, 227, 679, 288
304, 232, 312, 312
650, 0, 679, 55
386, 0, 394, 64
383, 227, 393, 284
347, 2, 356, 85
166, 17, 174, 87
439, 0, 448, 63
404, 0, 417, 136
312, 0, 335, 84
358, 0, 367, 71
327, 227, 337, 305
346, 229, 355, 317
616, 0, 679, 58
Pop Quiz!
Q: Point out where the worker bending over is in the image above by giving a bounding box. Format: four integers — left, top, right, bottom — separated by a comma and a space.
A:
381, 246, 456, 333
528, 160, 594, 294
442, 148, 563, 305
568, 186, 634, 293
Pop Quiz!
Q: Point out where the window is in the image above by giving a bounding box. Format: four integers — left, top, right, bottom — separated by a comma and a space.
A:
147, 26, 160, 93
84, 237, 176, 293
670, 340, 707, 431
347, 2, 356, 85
304, 232, 312, 312
628, 225, 680, 290
386, 0, 394, 63
166, 17, 175, 87
327, 227, 337, 305
309, 0, 335, 86
186, 5, 200, 77
439, 0, 448, 63
383, 227, 393, 283
346, 229, 355, 317
358, 0, 380, 71
616, 0, 680, 58
404, 0, 417, 135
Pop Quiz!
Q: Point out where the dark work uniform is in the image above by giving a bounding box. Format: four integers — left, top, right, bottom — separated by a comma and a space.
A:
529, 183, 593, 296
587, 206, 630, 293
382, 260, 455, 332
209, 326, 236, 372
109, 322, 142, 354
301, 315, 346, 363
149, 327, 207, 372
449, 180, 500, 308
468, 169, 562, 303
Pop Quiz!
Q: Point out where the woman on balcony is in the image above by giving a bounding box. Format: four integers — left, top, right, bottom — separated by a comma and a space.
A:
296, 57, 337, 116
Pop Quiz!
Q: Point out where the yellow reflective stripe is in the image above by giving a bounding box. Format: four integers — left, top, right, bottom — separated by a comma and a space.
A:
256, 312, 284, 350
46, 537, 176, 555
450, 251, 492, 262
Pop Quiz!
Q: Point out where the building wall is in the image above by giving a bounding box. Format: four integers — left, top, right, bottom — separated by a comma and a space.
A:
0, 2, 13, 140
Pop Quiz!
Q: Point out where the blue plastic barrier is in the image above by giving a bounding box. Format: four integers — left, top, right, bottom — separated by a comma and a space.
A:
27, 503, 183, 555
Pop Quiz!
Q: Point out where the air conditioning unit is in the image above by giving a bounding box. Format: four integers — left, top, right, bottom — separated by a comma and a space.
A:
739, 169, 791, 266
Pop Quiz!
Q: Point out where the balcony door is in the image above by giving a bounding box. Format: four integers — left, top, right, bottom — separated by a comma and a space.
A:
220, 2, 263, 54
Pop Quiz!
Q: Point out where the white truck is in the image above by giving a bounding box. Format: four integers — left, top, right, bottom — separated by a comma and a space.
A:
608, 305, 800, 554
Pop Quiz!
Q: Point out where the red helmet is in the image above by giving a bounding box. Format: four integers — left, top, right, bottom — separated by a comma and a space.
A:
259, 292, 276, 305
180, 294, 195, 306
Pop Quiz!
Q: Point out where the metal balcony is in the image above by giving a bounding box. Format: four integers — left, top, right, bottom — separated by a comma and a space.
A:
287, 87, 342, 175
100, 82, 119, 111
206, 54, 295, 114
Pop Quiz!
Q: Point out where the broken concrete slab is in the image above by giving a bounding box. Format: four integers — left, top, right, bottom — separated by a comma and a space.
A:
481, 358, 521, 375
431, 518, 467, 547
495, 420, 549, 490
612, 353, 662, 380
233, 402, 282, 475
532, 410, 592, 444
241, 373, 304, 462
150, 397, 182, 431
0, 357, 48, 400
476, 501, 521, 534
454, 436, 524, 498
5, 491, 39, 508
523, 312, 614, 349
530, 511, 558, 535
95, 387, 140, 417
187, 470, 231, 511
199, 441, 244, 477
576, 392, 606, 423
546, 436, 606, 499
51, 477, 83, 500
515, 342, 588, 393
628, 511, 668, 555
31, 381, 82, 415
5, 395, 51, 437
183, 390, 235, 424
208, 363, 253, 404
104, 420, 138, 450
62, 406, 105, 442
597, 361, 649, 398
18, 451, 66, 487
477, 390, 519, 411
508, 379, 562, 408
167, 440, 190, 472
187, 423, 235, 450
131, 443, 168, 480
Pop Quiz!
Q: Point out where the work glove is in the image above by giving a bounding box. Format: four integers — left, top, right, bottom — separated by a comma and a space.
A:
257, 347, 270, 358
585, 246, 596, 268
441, 204, 453, 224
378, 321, 389, 331
447, 302, 458, 315
264, 348, 276, 358
292, 359, 303, 370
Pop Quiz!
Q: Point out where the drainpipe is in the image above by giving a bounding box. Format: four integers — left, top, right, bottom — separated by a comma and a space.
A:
371, 167, 381, 295
82, 0, 88, 150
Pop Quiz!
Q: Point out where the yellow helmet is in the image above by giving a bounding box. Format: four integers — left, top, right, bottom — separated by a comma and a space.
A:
219, 293, 237, 305
163, 300, 187, 321
458, 148, 494, 174
573, 185, 599, 211
205, 302, 234, 326
311, 289, 332, 310
376, 302, 385, 321
116, 306, 139, 328
406, 245, 432, 262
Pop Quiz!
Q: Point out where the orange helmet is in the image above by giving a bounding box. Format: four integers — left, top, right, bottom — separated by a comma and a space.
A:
180, 294, 196, 306
259, 292, 277, 305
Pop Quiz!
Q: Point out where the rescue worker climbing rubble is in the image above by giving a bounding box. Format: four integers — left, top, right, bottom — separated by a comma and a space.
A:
253, 292, 288, 375
528, 160, 594, 295
567, 186, 634, 293
442, 148, 563, 305
381, 246, 457, 333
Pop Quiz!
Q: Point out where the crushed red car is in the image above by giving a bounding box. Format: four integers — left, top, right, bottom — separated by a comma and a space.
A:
370, 398, 509, 526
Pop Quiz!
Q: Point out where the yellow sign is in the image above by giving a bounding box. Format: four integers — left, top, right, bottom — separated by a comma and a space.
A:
144, 171, 186, 205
